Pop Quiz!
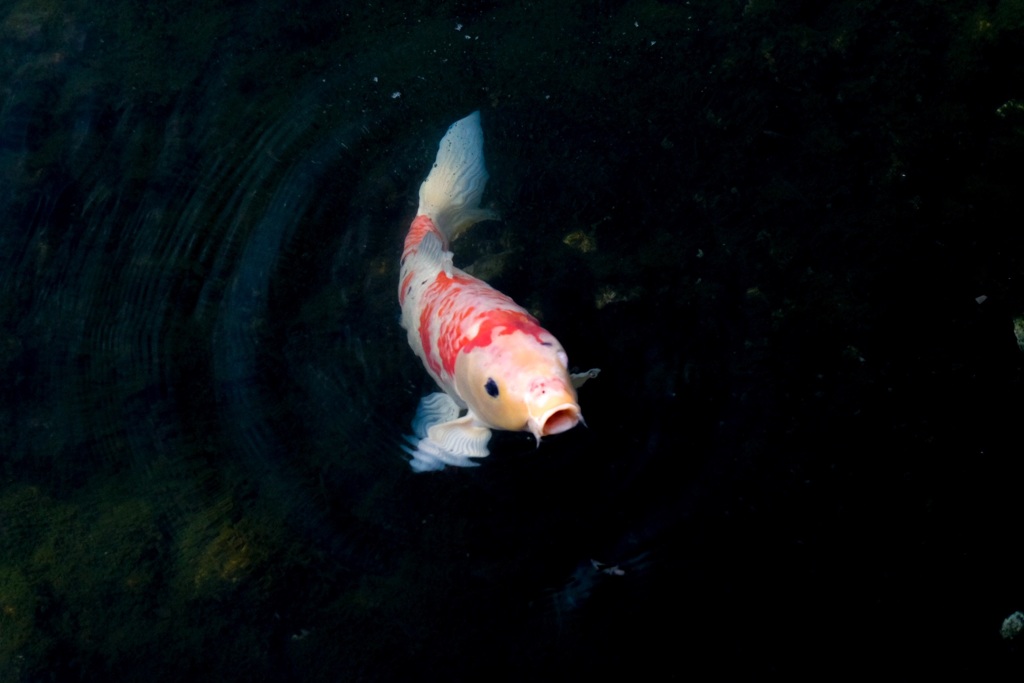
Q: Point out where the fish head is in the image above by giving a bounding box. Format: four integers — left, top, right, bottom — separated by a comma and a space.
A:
454, 328, 582, 442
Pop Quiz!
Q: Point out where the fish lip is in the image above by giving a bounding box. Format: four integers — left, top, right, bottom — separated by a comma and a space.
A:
528, 402, 581, 443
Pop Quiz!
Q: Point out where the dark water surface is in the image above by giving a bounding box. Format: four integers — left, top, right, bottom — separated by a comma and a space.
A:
2, 1, 1022, 680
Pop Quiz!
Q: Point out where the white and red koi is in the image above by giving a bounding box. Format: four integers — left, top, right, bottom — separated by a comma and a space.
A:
398, 111, 599, 472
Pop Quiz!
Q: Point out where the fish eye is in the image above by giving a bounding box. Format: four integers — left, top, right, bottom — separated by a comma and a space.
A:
485, 378, 499, 398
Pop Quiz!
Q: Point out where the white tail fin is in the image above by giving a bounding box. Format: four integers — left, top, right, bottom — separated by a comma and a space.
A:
417, 111, 498, 241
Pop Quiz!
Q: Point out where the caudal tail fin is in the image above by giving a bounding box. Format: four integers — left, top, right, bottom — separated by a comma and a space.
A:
417, 111, 498, 241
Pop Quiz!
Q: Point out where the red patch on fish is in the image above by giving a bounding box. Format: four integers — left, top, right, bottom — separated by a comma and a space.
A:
415, 269, 548, 379
458, 309, 547, 363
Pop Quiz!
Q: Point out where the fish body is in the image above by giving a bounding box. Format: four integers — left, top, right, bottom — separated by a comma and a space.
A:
399, 112, 598, 472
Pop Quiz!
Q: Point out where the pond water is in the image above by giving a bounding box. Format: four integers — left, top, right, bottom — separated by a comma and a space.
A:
1, 1, 1022, 680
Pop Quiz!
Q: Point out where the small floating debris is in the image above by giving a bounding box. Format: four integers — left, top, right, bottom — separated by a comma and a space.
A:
563, 229, 596, 253
996, 99, 1024, 120
595, 285, 641, 309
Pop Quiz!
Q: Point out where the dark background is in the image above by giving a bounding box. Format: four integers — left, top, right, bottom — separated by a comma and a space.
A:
1, 1, 1022, 680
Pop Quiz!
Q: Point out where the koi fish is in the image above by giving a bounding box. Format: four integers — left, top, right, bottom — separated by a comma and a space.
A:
399, 111, 599, 472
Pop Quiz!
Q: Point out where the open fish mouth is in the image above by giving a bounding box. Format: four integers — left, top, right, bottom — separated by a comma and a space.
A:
529, 403, 581, 441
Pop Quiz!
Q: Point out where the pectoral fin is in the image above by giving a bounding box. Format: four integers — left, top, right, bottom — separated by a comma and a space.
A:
404, 393, 492, 472
409, 391, 462, 438
570, 368, 601, 389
